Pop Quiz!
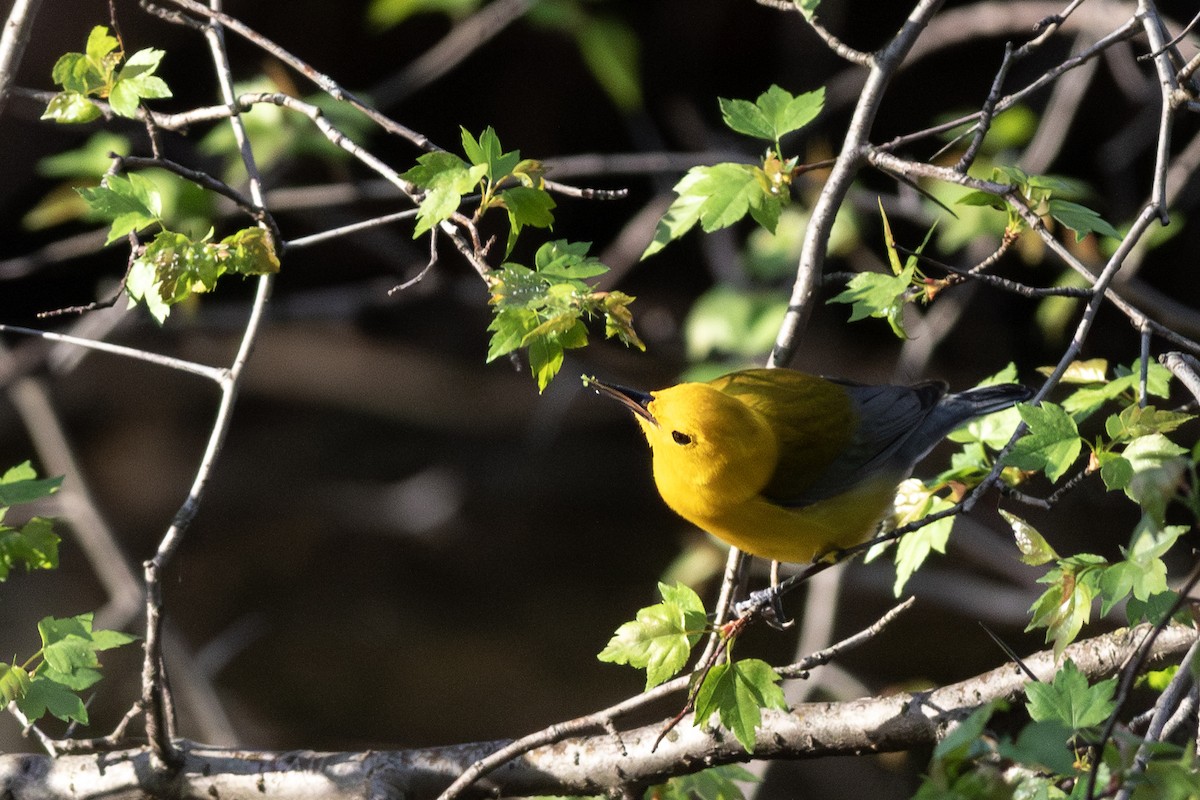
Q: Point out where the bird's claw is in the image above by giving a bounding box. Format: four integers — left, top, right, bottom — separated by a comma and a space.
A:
734, 586, 794, 630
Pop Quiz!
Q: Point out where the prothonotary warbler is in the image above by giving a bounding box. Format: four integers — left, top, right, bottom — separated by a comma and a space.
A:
588, 368, 1031, 564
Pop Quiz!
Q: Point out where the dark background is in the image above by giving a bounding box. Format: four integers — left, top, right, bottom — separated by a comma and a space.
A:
0, 1, 1197, 796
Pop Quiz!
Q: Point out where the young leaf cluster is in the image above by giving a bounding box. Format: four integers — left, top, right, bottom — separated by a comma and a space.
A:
643, 85, 824, 258
0, 463, 136, 727
78, 173, 280, 323
0, 613, 137, 726
958, 165, 1122, 243
598, 582, 787, 754
42, 26, 172, 124
912, 661, 1195, 799
0, 462, 63, 581
402, 128, 644, 392
487, 240, 643, 392
402, 126, 554, 254
999, 360, 1196, 657
834, 167, 1122, 341
828, 201, 935, 338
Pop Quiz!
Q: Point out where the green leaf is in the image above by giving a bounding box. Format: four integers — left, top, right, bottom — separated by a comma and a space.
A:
827, 265, 914, 339
683, 286, 789, 362
931, 701, 997, 764
998, 720, 1078, 776
641, 163, 780, 258
461, 126, 520, 183
41, 91, 102, 124
109, 48, 172, 117
1026, 556, 1106, 658
402, 151, 488, 237
0, 518, 61, 581
34, 613, 137, 696
693, 658, 787, 754
1126, 590, 1179, 626
718, 85, 824, 145
17, 675, 88, 724
1106, 405, 1195, 442
77, 172, 163, 244
642, 170, 708, 258
1004, 403, 1082, 482
650, 765, 757, 800
1048, 199, 1122, 241
692, 163, 775, 232
1121, 434, 1188, 525
499, 185, 556, 254
598, 581, 706, 690
795, 0, 821, 19
575, 16, 642, 111
1000, 510, 1058, 566
1025, 659, 1116, 732
85, 25, 120, 63
125, 226, 279, 322
0, 663, 32, 706
0, 462, 62, 506
889, 483, 955, 595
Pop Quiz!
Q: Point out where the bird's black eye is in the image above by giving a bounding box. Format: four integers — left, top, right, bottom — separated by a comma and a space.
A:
671, 430, 692, 445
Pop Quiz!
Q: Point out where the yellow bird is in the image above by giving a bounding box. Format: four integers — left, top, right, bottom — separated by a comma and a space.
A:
589, 369, 1030, 564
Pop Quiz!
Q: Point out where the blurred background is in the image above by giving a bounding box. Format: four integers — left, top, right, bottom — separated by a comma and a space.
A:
0, 0, 1198, 796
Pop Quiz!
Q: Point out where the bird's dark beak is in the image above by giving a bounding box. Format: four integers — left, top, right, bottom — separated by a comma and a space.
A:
585, 377, 657, 426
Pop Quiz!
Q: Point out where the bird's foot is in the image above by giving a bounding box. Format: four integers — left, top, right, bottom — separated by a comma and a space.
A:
733, 586, 794, 630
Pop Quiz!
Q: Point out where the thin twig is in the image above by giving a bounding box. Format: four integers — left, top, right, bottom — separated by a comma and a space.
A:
158, 0, 435, 151
769, 0, 947, 368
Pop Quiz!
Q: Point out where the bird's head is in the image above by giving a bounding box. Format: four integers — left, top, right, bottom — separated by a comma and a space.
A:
587, 377, 777, 505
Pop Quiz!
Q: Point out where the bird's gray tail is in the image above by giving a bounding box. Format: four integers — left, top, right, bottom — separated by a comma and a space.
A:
903, 383, 1033, 463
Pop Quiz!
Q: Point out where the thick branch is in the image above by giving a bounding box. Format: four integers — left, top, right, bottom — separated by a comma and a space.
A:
2, 624, 1192, 800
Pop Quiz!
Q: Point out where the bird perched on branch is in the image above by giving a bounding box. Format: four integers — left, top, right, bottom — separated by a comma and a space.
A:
588, 368, 1030, 564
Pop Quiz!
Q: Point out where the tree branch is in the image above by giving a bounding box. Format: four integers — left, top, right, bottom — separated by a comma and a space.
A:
1, 624, 1191, 800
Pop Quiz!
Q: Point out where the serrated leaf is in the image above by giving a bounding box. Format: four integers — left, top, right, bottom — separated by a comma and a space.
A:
1097, 452, 1133, 491
17, 675, 88, 724
1000, 510, 1058, 566
693, 658, 787, 754
598, 581, 706, 690
1025, 660, 1116, 731
78, 172, 162, 244
1048, 199, 1122, 242
461, 126, 520, 182
718, 85, 823, 144
84, 25, 119, 63
1106, 405, 1195, 441
402, 151, 487, 237
693, 163, 774, 232
642, 170, 708, 258
1026, 556, 1105, 658
1004, 403, 1082, 482
827, 266, 914, 339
